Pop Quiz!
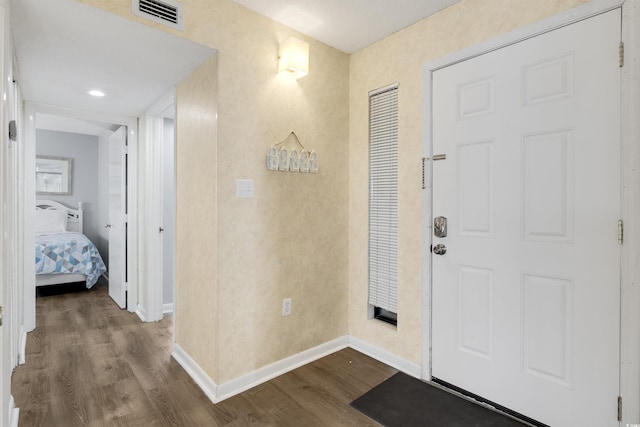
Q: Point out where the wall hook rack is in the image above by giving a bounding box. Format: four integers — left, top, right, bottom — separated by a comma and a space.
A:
276, 132, 305, 150
267, 131, 318, 173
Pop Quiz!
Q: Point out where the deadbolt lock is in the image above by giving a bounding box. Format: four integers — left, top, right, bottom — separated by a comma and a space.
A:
434, 216, 448, 238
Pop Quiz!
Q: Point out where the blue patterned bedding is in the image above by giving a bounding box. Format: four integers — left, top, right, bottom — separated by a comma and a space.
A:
35, 232, 107, 288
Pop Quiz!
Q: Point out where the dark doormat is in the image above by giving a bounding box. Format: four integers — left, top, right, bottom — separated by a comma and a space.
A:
351, 372, 527, 427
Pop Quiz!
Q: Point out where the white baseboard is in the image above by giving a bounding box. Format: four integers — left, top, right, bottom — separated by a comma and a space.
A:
135, 305, 147, 322
172, 343, 218, 403
173, 335, 421, 405
8, 395, 19, 427
348, 336, 422, 379
215, 336, 349, 402
19, 326, 26, 365
162, 303, 174, 315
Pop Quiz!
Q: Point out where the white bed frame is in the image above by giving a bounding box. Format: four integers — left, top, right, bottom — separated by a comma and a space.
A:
35, 200, 87, 286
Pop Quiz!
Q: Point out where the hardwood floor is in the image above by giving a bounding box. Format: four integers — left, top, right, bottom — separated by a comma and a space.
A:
12, 285, 397, 426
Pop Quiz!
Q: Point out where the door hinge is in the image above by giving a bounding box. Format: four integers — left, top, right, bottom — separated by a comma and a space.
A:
618, 220, 624, 244
422, 157, 426, 189
618, 395, 622, 421
619, 41, 624, 67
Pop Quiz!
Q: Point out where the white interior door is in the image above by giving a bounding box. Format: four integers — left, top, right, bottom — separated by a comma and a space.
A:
162, 118, 175, 312
144, 92, 175, 322
432, 10, 621, 426
144, 114, 165, 321
108, 126, 127, 308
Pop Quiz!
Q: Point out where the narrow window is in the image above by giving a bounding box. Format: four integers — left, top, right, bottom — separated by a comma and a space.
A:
368, 84, 398, 326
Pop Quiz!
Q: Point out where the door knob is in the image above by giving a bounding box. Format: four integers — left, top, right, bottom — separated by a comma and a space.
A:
104, 224, 111, 229
433, 243, 447, 255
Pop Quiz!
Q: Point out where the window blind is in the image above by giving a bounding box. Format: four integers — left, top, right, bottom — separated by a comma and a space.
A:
368, 84, 398, 314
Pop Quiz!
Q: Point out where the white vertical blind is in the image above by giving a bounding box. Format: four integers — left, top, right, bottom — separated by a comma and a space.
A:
368, 84, 398, 313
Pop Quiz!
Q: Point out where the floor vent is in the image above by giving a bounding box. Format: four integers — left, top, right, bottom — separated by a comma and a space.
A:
132, 0, 184, 31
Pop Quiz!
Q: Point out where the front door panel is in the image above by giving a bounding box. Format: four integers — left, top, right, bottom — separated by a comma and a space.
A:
432, 9, 621, 426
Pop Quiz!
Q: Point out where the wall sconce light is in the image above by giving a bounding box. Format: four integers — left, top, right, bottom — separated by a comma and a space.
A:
278, 37, 309, 79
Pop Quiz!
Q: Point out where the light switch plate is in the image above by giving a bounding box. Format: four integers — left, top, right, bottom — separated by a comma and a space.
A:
236, 179, 254, 198
282, 298, 292, 316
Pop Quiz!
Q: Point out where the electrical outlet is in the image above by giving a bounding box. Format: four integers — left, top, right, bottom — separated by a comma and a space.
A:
282, 298, 292, 316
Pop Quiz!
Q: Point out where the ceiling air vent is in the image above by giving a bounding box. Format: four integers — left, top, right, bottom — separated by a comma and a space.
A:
132, 0, 184, 31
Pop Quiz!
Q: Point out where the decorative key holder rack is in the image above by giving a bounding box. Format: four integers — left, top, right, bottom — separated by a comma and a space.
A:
267, 132, 318, 173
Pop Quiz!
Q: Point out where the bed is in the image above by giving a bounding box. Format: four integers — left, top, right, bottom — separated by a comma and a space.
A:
35, 200, 106, 288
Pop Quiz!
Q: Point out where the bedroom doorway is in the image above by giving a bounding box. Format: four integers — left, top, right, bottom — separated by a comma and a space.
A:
23, 103, 139, 333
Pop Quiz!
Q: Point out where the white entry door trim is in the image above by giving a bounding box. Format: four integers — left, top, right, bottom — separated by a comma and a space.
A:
421, 0, 640, 424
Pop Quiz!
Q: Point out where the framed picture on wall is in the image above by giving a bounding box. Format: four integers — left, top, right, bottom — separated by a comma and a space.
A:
36, 155, 72, 195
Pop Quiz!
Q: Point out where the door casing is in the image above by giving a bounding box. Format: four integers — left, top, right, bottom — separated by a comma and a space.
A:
421, 0, 640, 424
0, 3, 21, 426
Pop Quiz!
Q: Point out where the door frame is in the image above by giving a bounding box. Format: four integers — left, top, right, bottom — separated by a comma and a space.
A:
23, 102, 139, 334
421, 0, 640, 424
0, 2, 20, 425
140, 89, 175, 323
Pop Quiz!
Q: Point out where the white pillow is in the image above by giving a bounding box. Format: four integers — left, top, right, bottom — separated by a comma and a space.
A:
35, 209, 68, 233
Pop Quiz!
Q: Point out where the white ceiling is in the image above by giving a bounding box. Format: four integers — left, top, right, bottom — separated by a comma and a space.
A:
10, 0, 215, 131
231, 0, 462, 54
10, 0, 460, 135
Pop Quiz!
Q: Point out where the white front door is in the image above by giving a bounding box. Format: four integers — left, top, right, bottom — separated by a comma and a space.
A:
108, 126, 127, 308
432, 9, 621, 426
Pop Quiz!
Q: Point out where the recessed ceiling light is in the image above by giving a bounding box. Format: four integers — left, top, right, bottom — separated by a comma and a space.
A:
88, 89, 106, 97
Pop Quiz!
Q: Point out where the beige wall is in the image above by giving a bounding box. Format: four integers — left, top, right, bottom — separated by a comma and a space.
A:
81, 0, 593, 387
81, 0, 350, 384
348, 0, 590, 364
176, 55, 219, 379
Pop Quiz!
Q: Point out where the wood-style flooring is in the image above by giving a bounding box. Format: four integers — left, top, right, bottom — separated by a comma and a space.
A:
12, 284, 397, 426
